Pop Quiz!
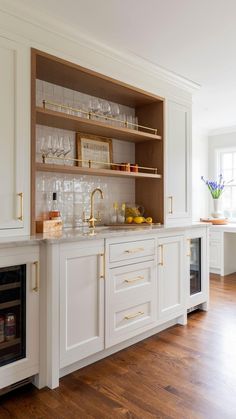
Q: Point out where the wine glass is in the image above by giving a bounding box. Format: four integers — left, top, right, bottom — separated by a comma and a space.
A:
60, 136, 71, 164
89, 97, 101, 120
100, 100, 111, 122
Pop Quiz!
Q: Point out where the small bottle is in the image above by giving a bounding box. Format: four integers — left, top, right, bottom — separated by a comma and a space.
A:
110, 202, 118, 224
118, 203, 126, 223
49, 192, 61, 220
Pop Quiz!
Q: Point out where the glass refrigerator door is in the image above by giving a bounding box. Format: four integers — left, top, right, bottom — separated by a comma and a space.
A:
190, 238, 201, 295
0, 265, 26, 367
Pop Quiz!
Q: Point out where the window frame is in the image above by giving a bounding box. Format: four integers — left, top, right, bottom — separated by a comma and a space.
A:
215, 147, 236, 221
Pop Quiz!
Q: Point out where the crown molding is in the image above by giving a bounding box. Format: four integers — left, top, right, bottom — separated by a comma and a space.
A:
208, 125, 236, 136
0, 0, 200, 94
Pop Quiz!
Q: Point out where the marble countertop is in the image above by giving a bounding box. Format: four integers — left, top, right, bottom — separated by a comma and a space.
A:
210, 223, 236, 232
0, 222, 209, 248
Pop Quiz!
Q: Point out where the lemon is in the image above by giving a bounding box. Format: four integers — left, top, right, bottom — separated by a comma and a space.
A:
126, 217, 133, 224
133, 216, 145, 224
146, 217, 153, 224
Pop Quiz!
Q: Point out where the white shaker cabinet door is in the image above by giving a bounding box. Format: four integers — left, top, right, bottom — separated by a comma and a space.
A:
59, 242, 105, 368
0, 37, 29, 231
166, 100, 191, 224
158, 235, 185, 320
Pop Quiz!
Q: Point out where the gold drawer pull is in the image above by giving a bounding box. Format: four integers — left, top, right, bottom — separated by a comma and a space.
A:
17, 192, 24, 221
32, 261, 39, 292
100, 253, 105, 279
158, 244, 164, 266
186, 238, 191, 257
124, 247, 144, 254
168, 196, 173, 214
124, 311, 145, 320
124, 275, 144, 283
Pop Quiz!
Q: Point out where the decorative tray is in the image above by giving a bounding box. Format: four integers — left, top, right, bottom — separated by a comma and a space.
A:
200, 218, 229, 225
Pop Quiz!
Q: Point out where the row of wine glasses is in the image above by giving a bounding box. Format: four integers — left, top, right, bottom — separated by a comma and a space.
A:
40, 135, 72, 162
44, 97, 138, 129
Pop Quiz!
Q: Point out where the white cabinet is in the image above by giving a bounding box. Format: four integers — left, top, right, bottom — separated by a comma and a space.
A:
209, 230, 223, 274
158, 235, 185, 320
0, 246, 39, 389
105, 236, 157, 348
0, 36, 29, 234
59, 241, 105, 368
186, 228, 209, 310
166, 100, 191, 224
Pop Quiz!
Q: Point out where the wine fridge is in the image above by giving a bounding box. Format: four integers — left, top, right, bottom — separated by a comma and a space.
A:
190, 238, 201, 295
0, 265, 26, 367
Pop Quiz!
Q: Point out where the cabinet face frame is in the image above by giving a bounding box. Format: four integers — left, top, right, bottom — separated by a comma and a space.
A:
31, 48, 164, 233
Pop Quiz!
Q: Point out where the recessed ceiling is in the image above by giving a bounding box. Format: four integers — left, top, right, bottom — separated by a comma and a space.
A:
21, 0, 236, 130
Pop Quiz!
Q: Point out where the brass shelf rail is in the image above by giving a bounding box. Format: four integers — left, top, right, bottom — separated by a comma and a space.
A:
42, 100, 158, 135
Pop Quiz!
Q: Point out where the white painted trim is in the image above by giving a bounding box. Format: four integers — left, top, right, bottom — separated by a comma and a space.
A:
208, 125, 236, 136
0, 0, 200, 94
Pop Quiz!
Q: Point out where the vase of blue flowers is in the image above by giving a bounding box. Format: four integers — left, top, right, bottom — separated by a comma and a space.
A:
201, 174, 230, 218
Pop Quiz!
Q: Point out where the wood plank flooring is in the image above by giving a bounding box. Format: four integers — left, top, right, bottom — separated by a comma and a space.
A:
1, 274, 236, 419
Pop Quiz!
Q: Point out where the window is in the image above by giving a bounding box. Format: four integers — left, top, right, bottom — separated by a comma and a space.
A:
217, 149, 236, 219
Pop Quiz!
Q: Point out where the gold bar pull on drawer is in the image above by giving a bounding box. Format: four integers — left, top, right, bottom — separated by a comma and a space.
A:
124, 247, 144, 254
17, 192, 24, 221
124, 311, 144, 320
124, 275, 144, 283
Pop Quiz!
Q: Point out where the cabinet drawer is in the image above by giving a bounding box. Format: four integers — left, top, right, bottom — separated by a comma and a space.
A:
109, 261, 155, 299
109, 239, 155, 264
106, 298, 155, 347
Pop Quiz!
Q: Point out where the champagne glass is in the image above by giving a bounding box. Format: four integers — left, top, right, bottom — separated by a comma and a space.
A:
110, 103, 120, 127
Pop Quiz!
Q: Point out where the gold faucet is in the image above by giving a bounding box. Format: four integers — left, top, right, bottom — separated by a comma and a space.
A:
88, 188, 104, 229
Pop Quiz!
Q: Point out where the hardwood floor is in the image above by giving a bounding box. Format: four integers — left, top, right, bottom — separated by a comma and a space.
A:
1, 274, 236, 419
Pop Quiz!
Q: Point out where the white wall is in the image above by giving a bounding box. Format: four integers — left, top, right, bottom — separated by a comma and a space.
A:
191, 103, 209, 220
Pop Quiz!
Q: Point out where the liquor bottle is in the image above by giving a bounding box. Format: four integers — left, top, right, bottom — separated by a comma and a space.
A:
49, 192, 61, 220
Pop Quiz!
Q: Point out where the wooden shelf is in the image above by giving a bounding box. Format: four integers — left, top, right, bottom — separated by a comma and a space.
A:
36, 108, 162, 143
0, 300, 21, 310
0, 282, 20, 292
0, 338, 21, 351
36, 163, 162, 179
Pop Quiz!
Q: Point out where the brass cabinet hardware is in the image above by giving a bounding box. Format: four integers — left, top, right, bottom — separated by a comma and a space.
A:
100, 253, 105, 279
124, 275, 144, 284
124, 247, 144, 254
168, 196, 173, 214
124, 310, 144, 320
17, 192, 24, 221
32, 261, 39, 292
186, 238, 191, 257
158, 244, 164, 266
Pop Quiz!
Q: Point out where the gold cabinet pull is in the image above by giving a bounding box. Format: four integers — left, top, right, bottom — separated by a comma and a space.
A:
32, 261, 39, 292
17, 192, 24, 221
186, 238, 191, 257
100, 253, 105, 279
168, 196, 173, 214
124, 247, 144, 254
124, 275, 144, 284
124, 311, 144, 320
158, 244, 164, 266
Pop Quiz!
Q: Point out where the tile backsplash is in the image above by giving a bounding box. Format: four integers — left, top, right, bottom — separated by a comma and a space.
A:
36, 80, 136, 228
36, 172, 135, 227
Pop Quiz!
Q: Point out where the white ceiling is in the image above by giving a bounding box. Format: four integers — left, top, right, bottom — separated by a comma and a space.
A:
21, 0, 236, 130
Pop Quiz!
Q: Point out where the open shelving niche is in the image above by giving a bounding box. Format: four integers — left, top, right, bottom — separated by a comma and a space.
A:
31, 49, 164, 234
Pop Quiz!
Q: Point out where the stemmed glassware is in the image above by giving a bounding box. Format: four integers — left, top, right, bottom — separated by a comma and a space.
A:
40, 135, 71, 164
